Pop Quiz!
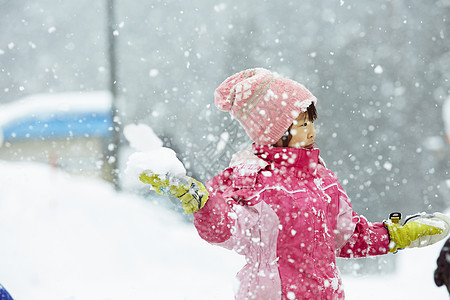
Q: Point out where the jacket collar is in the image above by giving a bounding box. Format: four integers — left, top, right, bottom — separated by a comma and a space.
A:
252, 144, 320, 172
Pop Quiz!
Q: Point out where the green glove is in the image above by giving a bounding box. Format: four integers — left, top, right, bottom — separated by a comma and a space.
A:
139, 171, 209, 214
384, 212, 450, 253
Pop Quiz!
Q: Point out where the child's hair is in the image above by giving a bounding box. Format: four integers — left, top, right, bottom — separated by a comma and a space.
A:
306, 102, 318, 123
277, 103, 318, 147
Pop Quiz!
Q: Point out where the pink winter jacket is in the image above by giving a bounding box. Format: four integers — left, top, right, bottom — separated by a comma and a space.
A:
194, 144, 390, 300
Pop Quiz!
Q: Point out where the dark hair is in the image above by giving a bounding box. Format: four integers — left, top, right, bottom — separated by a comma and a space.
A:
275, 103, 317, 147
306, 102, 318, 123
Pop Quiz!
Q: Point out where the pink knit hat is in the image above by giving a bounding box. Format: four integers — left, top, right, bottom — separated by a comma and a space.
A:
214, 68, 317, 145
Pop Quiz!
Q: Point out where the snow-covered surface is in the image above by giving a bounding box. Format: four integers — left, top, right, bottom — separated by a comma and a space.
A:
124, 123, 187, 185
0, 161, 241, 300
0, 91, 112, 127
0, 91, 112, 144
343, 242, 449, 299
0, 160, 448, 299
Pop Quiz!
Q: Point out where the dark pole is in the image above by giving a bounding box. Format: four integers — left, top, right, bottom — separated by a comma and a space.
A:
106, 0, 121, 189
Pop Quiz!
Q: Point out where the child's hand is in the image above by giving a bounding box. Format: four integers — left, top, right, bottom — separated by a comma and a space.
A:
384, 212, 450, 253
139, 171, 209, 214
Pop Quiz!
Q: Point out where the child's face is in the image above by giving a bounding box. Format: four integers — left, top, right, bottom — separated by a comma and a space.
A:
287, 112, 316, 149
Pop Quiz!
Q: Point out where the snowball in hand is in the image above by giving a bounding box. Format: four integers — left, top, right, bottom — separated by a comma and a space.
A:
124, 123, 186, 182
126, 148, 186, 179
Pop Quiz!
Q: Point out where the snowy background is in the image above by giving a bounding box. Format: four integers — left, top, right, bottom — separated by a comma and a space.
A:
1, 0, 450, 299
1, 0, 449, 219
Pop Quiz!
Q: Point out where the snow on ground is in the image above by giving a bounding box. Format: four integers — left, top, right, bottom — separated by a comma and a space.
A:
0, 160, 448, 299
343, 241, 449, 299
0, 161, 243, 300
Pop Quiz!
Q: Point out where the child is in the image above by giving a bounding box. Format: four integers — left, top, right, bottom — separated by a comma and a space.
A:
140, 68, 450, 300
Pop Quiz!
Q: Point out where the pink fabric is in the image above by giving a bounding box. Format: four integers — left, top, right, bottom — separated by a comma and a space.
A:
194, 145, 390, 300
214, 68, 317, 145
